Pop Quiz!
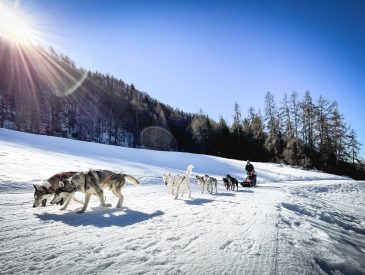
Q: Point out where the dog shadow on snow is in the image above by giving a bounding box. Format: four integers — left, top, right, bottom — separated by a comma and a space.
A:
35, 207, 164, 228
181, 198, 215, 206
236, 189, 254, 193
180, 192, 238, 206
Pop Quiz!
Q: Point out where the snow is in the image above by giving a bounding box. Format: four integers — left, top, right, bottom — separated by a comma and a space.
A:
0, 128, 364, 275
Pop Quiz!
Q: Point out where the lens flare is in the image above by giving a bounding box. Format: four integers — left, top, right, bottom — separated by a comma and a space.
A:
140, 126, 177, 151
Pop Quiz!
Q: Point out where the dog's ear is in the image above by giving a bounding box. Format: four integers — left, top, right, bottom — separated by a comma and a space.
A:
33, 184, 43, 192
58, 181, 65, 188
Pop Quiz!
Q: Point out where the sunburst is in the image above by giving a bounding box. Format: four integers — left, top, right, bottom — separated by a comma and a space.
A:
0, 1, 87, 98
0, 2, 37, 45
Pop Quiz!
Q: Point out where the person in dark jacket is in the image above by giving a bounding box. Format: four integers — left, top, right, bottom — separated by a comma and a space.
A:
245, 160, 255, 175
243, 160, 256, 186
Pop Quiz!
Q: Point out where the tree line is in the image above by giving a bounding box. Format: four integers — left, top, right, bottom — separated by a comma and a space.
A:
0, 38, 363, 179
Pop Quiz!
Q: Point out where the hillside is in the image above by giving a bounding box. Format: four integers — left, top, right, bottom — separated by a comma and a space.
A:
1, 38, 364, 179
0, 129, 364, 274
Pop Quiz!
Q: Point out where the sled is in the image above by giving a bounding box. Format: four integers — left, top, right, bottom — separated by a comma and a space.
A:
240, 173, 257, 187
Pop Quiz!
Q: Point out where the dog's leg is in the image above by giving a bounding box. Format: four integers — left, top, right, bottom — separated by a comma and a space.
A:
187, 181, 191, 198
97, 190, 112, 207
60, 194, 72, 210
174, 185, 179, 199
77, 193, 92, 214
113, 189, 124, 208
117, 193, 124, 208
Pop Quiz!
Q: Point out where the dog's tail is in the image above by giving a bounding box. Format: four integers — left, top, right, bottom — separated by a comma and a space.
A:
185, 164, 194, 178
124, 175, 140, 185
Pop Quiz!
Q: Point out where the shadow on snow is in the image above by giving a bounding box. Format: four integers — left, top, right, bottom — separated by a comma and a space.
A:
35, 207, 164, 228
181, 198, 215, 206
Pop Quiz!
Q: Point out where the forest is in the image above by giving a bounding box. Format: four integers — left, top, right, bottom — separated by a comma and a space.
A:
0, 38, 364, 179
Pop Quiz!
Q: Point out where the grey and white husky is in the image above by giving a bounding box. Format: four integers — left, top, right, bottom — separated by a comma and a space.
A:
195, 174, 218, 194
204, 174, 218, 194
50, 170, 139, 213
33, 171, 78, 207
195, 175, 210, 194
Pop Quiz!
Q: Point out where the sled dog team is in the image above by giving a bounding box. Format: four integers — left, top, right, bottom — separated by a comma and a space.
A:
33, 165, 244, 214
33, 170, 139, 214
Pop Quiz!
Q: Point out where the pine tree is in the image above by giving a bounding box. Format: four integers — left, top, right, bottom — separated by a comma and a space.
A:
348, 128, 361, 166
329, 101, 348, 162
290, 91, 300, 139
264, 92, 282, 159
300, 91, 315, 149
314, 95, 331, 154
232, 102, 243, 137
264, 91, 278, 133
279, 93, 293, 137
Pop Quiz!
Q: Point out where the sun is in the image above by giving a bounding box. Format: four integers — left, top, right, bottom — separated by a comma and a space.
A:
0, 2, 35, 45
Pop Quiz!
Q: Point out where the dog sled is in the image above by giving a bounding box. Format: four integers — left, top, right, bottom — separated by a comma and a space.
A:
240, 172, 257, 187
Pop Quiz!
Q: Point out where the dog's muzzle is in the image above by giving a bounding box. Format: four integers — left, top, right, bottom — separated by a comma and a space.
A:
56, 198, 64, 206
33, 199, 47, 208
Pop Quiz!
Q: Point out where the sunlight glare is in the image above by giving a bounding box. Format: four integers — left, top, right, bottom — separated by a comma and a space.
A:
0, 2, 35, 44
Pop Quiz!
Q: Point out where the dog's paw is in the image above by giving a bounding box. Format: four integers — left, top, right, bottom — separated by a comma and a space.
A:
101, 203, 112, 207
76, 210, 85, 214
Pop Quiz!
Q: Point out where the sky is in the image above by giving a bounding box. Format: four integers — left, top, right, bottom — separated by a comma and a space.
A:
2, 0, 365, 158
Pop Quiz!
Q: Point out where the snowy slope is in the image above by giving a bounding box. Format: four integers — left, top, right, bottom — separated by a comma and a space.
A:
0, 128, 364, 275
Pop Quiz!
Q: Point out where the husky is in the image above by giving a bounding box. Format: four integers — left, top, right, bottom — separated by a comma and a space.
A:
162, 173, 175, 196
204, 174, 218, 194
222, 176, 232, 191
223, 174, 239, 191
163, 165, 193, 199
33, 171, 78, 208
227, 174, 239, 191
50, 170, 139, 214
195, 175, 211, 194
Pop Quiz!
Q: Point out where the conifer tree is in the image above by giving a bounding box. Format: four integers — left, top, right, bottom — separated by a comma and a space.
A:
232, 102, 243, 137
348, 128, 361, 166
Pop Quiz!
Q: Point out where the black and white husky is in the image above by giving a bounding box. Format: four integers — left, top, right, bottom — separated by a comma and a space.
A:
50, 170, 139, 213
162, 165, 193, 199
223, 174, 239, 191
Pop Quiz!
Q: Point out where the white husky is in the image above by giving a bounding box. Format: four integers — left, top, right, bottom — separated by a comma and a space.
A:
163, 165, 193, 199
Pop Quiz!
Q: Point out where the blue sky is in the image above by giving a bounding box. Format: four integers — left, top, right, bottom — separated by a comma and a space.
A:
6, 0, 365, 158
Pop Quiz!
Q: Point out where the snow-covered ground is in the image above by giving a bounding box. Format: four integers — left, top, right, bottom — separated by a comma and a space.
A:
0, 128, 364, 275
